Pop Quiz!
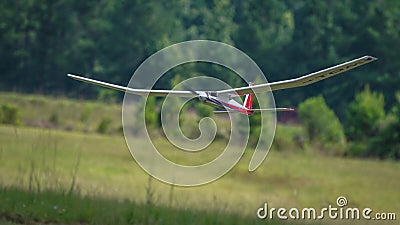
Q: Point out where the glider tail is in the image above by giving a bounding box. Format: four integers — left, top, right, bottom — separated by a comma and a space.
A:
243, 82, 254, 109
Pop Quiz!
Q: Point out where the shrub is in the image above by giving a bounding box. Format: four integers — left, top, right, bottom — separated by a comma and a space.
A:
195, 103, 213, 118
367, 92, 400, 159
346, 142, 369, 157
97, 116, 112, 134
345, 85, 385, 142
298, 96, 346, 155
97, 89, 117, 103
49, 111, 60, 127
1, 104, 22, 126
368, 115, 400, 159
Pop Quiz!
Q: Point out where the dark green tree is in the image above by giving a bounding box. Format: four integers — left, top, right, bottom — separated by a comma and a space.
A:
233, 0, 294, 76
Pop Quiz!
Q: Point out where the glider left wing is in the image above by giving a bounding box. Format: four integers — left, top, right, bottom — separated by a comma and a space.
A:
67, 74, 197, 97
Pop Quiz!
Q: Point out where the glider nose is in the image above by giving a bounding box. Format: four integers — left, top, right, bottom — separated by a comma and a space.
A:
199, 96, 207, 103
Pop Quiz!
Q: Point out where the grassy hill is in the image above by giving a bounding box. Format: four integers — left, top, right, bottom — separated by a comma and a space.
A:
0, 93, 399, 224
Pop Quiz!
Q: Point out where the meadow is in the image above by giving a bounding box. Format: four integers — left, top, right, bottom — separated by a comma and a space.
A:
0, 93, 399, 224
0, 92, 121, 134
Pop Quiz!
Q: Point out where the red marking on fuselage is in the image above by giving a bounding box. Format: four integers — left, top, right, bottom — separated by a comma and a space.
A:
206, 96, 254, 115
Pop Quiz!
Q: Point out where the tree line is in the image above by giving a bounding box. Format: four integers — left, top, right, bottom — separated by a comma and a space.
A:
299, 85, 400, 159
1, 0, 399, 118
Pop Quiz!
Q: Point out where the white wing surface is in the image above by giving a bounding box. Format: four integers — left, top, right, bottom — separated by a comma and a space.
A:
217, 55, 377, 96
67, 74, 196, 97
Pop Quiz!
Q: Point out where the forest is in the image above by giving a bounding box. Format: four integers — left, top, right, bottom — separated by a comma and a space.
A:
1, 0, 399, 113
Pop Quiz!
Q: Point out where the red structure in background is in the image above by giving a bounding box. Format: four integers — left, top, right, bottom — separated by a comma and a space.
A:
277, 110, 299, 124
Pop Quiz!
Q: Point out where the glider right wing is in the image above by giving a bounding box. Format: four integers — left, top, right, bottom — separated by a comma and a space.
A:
217, 55, 377, 96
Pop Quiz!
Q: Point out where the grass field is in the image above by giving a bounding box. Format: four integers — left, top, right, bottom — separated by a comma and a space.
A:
1, 124, 399, 224
0, 92, 121, 133
0, 92, 399, 224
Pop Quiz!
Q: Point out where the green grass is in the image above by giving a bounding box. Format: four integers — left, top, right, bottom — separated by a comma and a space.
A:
0, 125, 399, 224
0, 92, 399, 224
0, 92, 121, 133
0, 187, 265, 225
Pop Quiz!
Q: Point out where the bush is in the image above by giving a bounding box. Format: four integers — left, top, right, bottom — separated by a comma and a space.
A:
345, 85, 385, 142
1, 104, 22, 126
195, 103, 213, 118
49, 111, 60, 127
346, 142, 369, 157
366, 92, 400, 159
97, 116, 112, 134
368, 115, 400, 159
298, 96, 346, 155
97, 89, 117, 103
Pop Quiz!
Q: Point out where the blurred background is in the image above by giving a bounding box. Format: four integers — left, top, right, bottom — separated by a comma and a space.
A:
0, 0, 399, 224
